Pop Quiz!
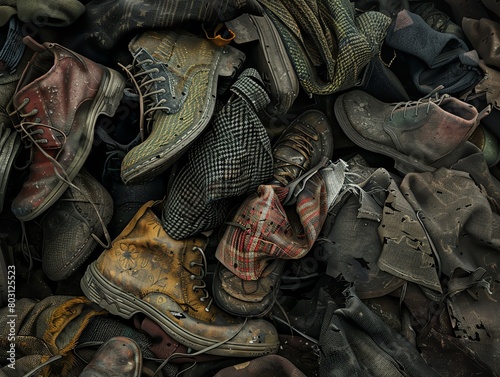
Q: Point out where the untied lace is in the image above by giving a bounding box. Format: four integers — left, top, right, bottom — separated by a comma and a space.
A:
389, 85, 446, 120
118, 51, 170, 142
11, 98, 113, 253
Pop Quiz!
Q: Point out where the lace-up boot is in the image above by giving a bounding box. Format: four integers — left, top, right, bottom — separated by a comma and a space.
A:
212, 110, 335, 318
334, 89, 490, 174
272, 109, 334, 186
119, 29, 246, 184
10, 36, 125, 221
81, 200, 280, 357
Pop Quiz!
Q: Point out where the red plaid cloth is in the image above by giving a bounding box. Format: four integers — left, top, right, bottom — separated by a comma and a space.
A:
215, 172, 328, 280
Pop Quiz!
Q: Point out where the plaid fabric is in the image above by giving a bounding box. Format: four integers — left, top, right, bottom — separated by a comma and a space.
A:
215, 171, 328, 281
162, 68, 273, 239
258, 0, 391, 95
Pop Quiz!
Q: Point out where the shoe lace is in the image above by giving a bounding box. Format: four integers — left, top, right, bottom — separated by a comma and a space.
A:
389, 86, 446, 120
188, 246, 214, 312
118, 52, 169, 142
151, 317, 249, 377
13, 98, 66, 149
273, 121, 318, 185
94, 124, 141, 184
10, 99, 113, 250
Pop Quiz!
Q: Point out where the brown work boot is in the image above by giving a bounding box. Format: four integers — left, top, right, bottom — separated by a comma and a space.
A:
272, 109, 334, 186
10, 36, 125, 221
212, 110, 335, 318
81, 200, 280, 357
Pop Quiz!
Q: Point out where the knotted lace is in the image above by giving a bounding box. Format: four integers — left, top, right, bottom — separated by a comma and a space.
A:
389, 86, 446, 120
118, 52, 170, 142
273, 121, 319, 186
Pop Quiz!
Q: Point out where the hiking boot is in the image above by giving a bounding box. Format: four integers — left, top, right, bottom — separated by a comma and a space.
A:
119, 29, 246, 184
212, 111, 336, 317
79, 337, 142, 377
213, 259, 287, 318
334, 89, 489, 174
10, 36, 125, 221
272, 109, 334, 186
41, 168, 113, 281
81, 200, 280, 357
161, 68, 273, 240
410, 1, 466, 41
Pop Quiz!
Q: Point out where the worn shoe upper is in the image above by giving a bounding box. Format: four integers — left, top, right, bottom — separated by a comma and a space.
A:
272, 109, 334, 186
120, 29, 246, 184
79, 337, 142, 377
334, 89, 488, 174
81, 200, 280, 357
11, 36, 125, 221
41, 168, 113, 281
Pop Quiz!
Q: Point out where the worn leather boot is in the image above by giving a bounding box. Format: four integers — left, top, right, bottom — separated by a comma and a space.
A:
272, 109, 334, 186
79, 337, 142, 377
212, 110, 334, 318
334, 89, 490, 174
81, 200, 279, 357
11, 36, 125, 221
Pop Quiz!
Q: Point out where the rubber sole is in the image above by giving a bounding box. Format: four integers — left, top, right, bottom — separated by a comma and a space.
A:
81, 262, 279, 357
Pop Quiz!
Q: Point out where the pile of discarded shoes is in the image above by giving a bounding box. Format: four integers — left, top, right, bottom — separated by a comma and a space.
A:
1, 0, 500, 376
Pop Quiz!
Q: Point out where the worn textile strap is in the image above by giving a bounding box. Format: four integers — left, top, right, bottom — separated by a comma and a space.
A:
0, 16, 25, 71
258, 0, 391, 94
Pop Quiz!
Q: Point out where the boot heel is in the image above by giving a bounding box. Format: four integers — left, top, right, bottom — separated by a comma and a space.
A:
81, 264, 138, 319
95, 67, 126, 118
